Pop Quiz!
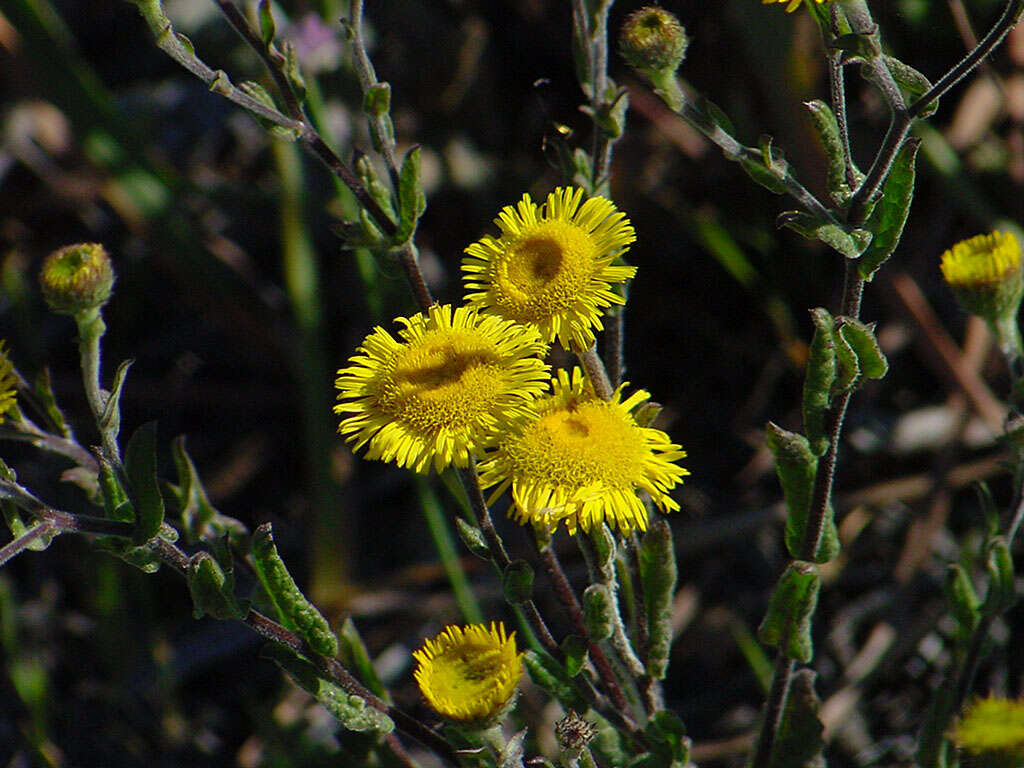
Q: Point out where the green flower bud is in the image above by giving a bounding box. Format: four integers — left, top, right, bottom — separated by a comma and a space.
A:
940, 232, 1024, 322
618, 7, 689, 75
39, 243, 115, 316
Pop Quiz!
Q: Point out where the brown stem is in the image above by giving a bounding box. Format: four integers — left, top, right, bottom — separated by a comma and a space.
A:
0, 521, 60, 567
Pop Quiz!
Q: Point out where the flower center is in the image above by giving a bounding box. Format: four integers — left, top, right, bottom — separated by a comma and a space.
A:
378, 330, 504, 433
515, 401, 648, 489
432, 643, 506, 695
494, 221, 597, 320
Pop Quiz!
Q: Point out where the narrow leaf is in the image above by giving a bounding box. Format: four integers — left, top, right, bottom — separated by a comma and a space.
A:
757, 561, 821, 663
858, 139, 920, 281
338, 618, 387, 698
639, 518, 677, 679
779, 212, 870, 259
393, 146, 426, 245
125, 421, 164, 544
257, 0, 275, 46
838, 318, 889, 379
803, 308, 837, 456
805, 100, 858, 205
769, 669, 826, 768
523, 650, 584, 709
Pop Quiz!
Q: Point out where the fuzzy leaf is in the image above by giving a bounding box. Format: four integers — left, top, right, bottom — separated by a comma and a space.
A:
560, 635, 588, 678
639, 518, 677, 679
264, 645, 393, 733
778, 212, 870, 259
125, 421, 164, 544
757, 561, 821, 663
769, 669, 826, 768
251, 523, 339, 657
454, 517, 489, 559
186, 552, 246, 620
31, 369, 70, 438
523, 650, 584, 709
257, 0, 275, 46
583, 584, 614, 641
838, 318, 889, 380
858, 139, 920, 281
984, 538, 1016, 613
803, 308, 837, 456
945, 564, 981, 633
832, 326, 860, 395
805, 100, 859, 205
502, 559, 534, 605
393, 146, 426, 245
100, 359, 133, 436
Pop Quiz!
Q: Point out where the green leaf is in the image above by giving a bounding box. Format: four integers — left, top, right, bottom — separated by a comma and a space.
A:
757, 562, 821, 663
281, 41, 306, 102
502, 559, 534, 605
838, 318, 889, 380
832, 325, 860, 395
362, 83, 391, 118
168, 436, 215, 542
264, 645, 394, 733
125, 421, 164, 544
583, 584, 614, 641
98, 453, 132, 522
560, 635, 588, 678
499, 729, 527, 768
984, 537, 1016, 613
31, 369, 70, 438
523, 650, 584, 709
740, 155, 787, 194
251, 523, 339, 657
944, 563, 981, 634
639, 518, 677, 679
916, 676, 957, 768
769, 669, 826, 768
186, 552, 246, 620
337, 618, 387, 699
831, 32, 877, 60
882, 56, 937, 117
393, 146, 426, 245
804, 100, 859, 206
100, 359, 133, 435
765, 423, 839, 563
454, 517, 489, 559
858, 139, 920, 281
803, 308, 837, 456
645, 710, 691, 763
257, 0, 275, 46
778, 211, 871, 259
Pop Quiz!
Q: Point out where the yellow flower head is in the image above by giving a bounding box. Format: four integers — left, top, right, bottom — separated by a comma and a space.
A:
952, 697, 1024, 768
462, 187, 637, 352
413, 622, 523, 725
940, 232, 1024, 320
0, 341, 17, 424
477, 368, 689, 535
335, 304, 549, 474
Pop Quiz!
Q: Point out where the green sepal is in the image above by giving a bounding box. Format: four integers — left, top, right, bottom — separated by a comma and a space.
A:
502, 559, 534, 605
780, 211, 871, 259
984, 537, 1016, 613
944, 563, 981, 634
858, 139, 920, 281
803, 308, 837, 456
281, 41, 306, 103
454, 517, 489, 559
639, 518, 677, 679
560, 635, 588, 678
125, 421, 165, 545
523, 650, 585, 709
393, 146, 426, 245
644, 710, 691, 764
98, 453, 133, 523
338, 617, 388, 698
186, 552, 247, 620
838, 318, 889, 380
757, 561, 821, 663
263, 645, 394, 733
257, 0, 275, 46
31, 369, 71, 438
769, 669, 826, 768
362, 83, 391, 118
583, 584, 615, 641
251, 523, 339, 657
804, 100, 860, 206
100, 359, 133, 437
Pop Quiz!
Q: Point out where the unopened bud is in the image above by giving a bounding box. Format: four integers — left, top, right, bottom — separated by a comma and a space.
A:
940, 232, 1024, 322
39, 243, 115, 316
619, 7, 689, 75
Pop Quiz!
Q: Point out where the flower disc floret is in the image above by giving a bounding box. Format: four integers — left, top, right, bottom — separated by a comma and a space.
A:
335, 304, 549, 473
463, 187, 637, 351
477, 368, 689, 534
413, 622, 523, 724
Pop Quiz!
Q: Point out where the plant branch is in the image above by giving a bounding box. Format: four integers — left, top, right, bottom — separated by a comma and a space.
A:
0, 521, 60, 568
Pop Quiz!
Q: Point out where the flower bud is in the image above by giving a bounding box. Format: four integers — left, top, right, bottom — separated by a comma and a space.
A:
940, 232, 1024, 322
39, 243, 115, 316
953, 697, 1024, 768
619, 7, 689, 75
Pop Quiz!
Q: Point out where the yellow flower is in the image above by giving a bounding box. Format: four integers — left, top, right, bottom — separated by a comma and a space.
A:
477, 368, 689, 535
761, 0, 831, 12
940, 231, 1024, 320
0, 341, 16, 424
413, 622, 523, 724
952, 697, 1024, 768
462, 187, 637, 351
335, 304, 549, 474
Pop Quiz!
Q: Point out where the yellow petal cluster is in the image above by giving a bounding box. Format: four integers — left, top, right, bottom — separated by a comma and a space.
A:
940, 231, 1024, 320
413, 622, 523, 724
